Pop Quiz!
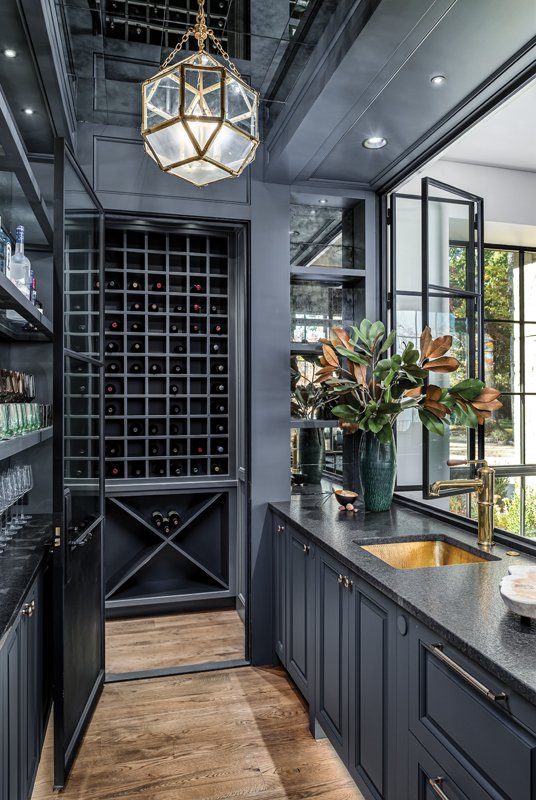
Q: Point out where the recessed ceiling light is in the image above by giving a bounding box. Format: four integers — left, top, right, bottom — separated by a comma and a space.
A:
3, 49, 17, 58
319, 198, 328, 204
362, 136, 387, 150
22, 108, 35, 115
431, 75, 446, 85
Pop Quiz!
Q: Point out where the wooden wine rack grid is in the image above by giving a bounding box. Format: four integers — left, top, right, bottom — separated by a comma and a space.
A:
103, 224, 233, 480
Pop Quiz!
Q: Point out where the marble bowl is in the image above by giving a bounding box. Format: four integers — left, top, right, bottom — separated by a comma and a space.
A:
500, 567, 536, 619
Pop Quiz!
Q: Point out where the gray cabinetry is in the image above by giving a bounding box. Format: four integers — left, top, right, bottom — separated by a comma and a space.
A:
272, 515, 286, 664
0, 569, 47, 800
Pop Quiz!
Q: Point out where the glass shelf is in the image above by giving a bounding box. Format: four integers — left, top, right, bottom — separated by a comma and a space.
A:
0, 273, 53, 340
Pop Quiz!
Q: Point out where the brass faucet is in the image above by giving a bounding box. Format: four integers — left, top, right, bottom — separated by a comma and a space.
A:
429, 458, 495, 550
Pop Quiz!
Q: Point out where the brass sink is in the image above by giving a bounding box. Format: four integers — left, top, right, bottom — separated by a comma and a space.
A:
360, 539, 490, 569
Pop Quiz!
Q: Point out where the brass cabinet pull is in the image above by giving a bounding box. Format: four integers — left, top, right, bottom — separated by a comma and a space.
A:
338, 574, 344, 583
303, 543, 310, 554
21, 600, 35, 618
343, 576, 353, 590
426, 643, 506, 703
276, 524, 285, 534
428, 777, 450, 800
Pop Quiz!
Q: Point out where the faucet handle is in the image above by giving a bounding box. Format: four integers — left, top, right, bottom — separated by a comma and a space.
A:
447, 458, 489, 468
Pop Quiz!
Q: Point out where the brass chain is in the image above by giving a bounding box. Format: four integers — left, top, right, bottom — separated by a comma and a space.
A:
158, 0, 241, 79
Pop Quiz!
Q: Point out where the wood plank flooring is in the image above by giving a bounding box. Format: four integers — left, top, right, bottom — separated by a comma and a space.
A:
105, 609, 245, 674
32, 667, 364, 800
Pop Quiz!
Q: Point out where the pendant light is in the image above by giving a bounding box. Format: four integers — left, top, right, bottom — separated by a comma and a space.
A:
141, 0, 260, 187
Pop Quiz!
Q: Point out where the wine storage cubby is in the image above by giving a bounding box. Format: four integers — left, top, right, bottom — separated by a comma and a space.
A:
103, 223, 233, 481
104, 489, 235, 613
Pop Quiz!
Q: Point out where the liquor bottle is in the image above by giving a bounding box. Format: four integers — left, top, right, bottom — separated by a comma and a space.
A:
211, 343, 221, 353
191, 282, 203, 292
152, 463, 166, 477
149, 423, 159, 436
107, 463, 123, 478
105, 383, 117, 395
174, 343, 185, 354
149, 442, 160, 456
173, 303, 185, 313
213, 383, 226, 393
191, 323, 200, 334
0, 218, 12, 276
148, 302, 159, 313
106, 278, 121, 290
105, 404, 117, 416
130, 301, 143, 312
170, 404, 182, 415
130, 321, 144, 332
129, 362, 142, 374
128, 421, 144, 436
168, 510, 181, 527
211, 462, 222, 474
152, 511, 164, 528
107, 362, 121, 374
128, 280, 142, 290
106, 340, 119, 353
213, 363, 226, 373
109, 319, 121, 332
170, 384, 180, 395
212, 323, 224, 334
171, 364, 182, 374
130, 341, 143, 353
149, 363, 161, 374
152, 280, 164, 291
7, 226, 31, 299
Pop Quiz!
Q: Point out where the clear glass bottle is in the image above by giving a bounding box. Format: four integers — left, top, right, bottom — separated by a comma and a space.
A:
8, 226, 31, 299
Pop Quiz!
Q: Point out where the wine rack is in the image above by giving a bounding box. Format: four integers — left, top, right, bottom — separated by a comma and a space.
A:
103, 224, 233, 481
104, 489, 234, 611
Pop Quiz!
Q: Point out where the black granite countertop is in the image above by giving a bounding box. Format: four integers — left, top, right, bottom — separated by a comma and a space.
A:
270, 494, 536, 705
0, 516, 52, 647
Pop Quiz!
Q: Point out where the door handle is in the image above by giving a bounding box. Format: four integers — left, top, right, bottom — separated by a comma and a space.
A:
276, 523, 285, 534
343, 576, 353, 590
303, 543, 310, 554
428, 777, 450, 800
425, 643, 506, 703
21, 600, 35, 617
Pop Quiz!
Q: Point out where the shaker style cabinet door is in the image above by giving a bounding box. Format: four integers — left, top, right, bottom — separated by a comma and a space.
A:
286, 526, 315, 702
315, 548, 350, 761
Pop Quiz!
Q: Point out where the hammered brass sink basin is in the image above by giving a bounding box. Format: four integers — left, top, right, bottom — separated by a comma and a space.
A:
360, 539, 489, 569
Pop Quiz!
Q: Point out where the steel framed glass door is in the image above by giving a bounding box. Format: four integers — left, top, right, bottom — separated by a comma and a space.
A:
52, 141, 105, 788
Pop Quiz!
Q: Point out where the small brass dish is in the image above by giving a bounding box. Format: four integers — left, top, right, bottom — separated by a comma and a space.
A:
335, 489, 359, 505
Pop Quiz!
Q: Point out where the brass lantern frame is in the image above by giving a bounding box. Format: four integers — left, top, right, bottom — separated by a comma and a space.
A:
141, 0, 260, 186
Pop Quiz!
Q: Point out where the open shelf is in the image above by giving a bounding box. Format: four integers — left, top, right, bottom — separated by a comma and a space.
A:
0, 273, 53, 340
0, 426, 52, 461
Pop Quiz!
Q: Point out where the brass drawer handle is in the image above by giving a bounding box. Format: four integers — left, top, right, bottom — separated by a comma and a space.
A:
343, 576, 353, 590
21, 600, 35, 617
338, 574, 344, 583
276, 524, 285, 534
426, 643, 506, 703
303, 543, 310, 554
428, 777, 450, 800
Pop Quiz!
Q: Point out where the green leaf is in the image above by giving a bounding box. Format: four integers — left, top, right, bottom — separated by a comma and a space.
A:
368, 320, 385, 343
331, 404, 359, 420
378, 329, 396, 355
419, 409, 445, 436
360, 319, 372, 341
391, 354, 402, 367
368, 418, 383, 433
376, 425, 393, 444
377, 402, 401, 415
449, 378, 484, 400
335, 346, 369, 365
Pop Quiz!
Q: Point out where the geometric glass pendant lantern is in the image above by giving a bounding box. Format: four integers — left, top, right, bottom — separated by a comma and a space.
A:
141, 0, 260, 187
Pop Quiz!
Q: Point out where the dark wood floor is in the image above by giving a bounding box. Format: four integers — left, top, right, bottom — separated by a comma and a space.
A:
105, 609, 245, 674
32, 667, 364, 800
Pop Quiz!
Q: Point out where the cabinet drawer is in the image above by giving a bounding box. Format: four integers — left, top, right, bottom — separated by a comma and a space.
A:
409, 622, 536, 800
409, 735, 493, 800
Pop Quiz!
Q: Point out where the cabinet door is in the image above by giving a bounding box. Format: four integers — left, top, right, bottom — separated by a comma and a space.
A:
315, 548, 349, 760
348, 579, 397, 800
286, 527, 315, 702
4, 619, 21, 800
409, 734, 492, 800
273, 515, 287, 664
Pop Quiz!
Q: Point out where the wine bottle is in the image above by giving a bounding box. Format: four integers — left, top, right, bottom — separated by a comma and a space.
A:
152, 511, 164, 528
128, 280, 142, 290
212, 462, 222, 474
152, 464, 165, 477
215, 423, 226, 433
109, 319, 122, 332
168, 510, 181, 527
152, 280, 164, 291
192, 303, 203, 313
130, 301, 143, 312
191, 464, 200, 475
191, 323, 200, 334
149, 443, 160, 456
149, 363, 161, 374
171, 364, 182, 374
211, 343, 221, 353
106, 442, 122, 457
106, 279, 121, 290
148, 302, 159, 313
130, 341, 143, 353
169, 323, 179, 334
105, 404, 117, 416
93, 279, 100, 290
128, 422, 143, 436
213, 363, 226, 373
129, 362, 142, 374
170, 424, 181, 436
213, 383, 225, 393
170, 442, 181, 456
213, 323, 224, 334
162, 516, 171, 534
107, 463, 123, 478
105, 383, 117, 395
149, 423, 158, 436
107, 362, 120, 374
174, 343, 185, 354
215, 403, 226, 413
106, 341, 119, 353
170, 404, 182, 415
191, 282, 203, 292
131, 466, 144, 478
195, 445, 204, 455
170, 384, 180, 395
215, 445, 226, 454
210, 304, 218, 313
130, 321, 144, 332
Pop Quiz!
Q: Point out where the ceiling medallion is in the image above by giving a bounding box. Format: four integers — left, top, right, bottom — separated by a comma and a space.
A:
141, 0, 260, 187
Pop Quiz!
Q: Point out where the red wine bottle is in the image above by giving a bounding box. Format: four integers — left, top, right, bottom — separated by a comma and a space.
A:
211, 343, 221, 353
149, 443, 160, 456
106, 442, 123, 457
93, 279, 100, 290
170, 442, 181, 456
105, 383, 117, 394
152, 511, 164, 528
171, 364, 182, 374
210, 304, 218, 313
162, 516, 171, 534
152, 464, 166, 477
191, 323, 200, 334
107, 463, 123, 478
168, 510, 181, 527
212, 323, 224, 334
130, 301, 143, 312
131, 466, 144, 478
130, 321, 144, 332
170, 324, 179, 334
106, 279, 121, 290
192, 303, 203, 313
152, 280, 164, 291
170, 404, 182, 415
109, 320, 121, 332
148, 302, 159, 313
191, 282, 203, 293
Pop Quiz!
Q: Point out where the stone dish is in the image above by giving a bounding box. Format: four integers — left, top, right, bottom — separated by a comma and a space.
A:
500, 569, 536, 620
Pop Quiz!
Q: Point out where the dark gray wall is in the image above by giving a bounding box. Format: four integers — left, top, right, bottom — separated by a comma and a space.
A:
76, 123, 290, 664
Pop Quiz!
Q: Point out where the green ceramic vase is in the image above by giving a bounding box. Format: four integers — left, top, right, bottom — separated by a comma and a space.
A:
299, 427, 325, 484
359, 430, 397, 512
